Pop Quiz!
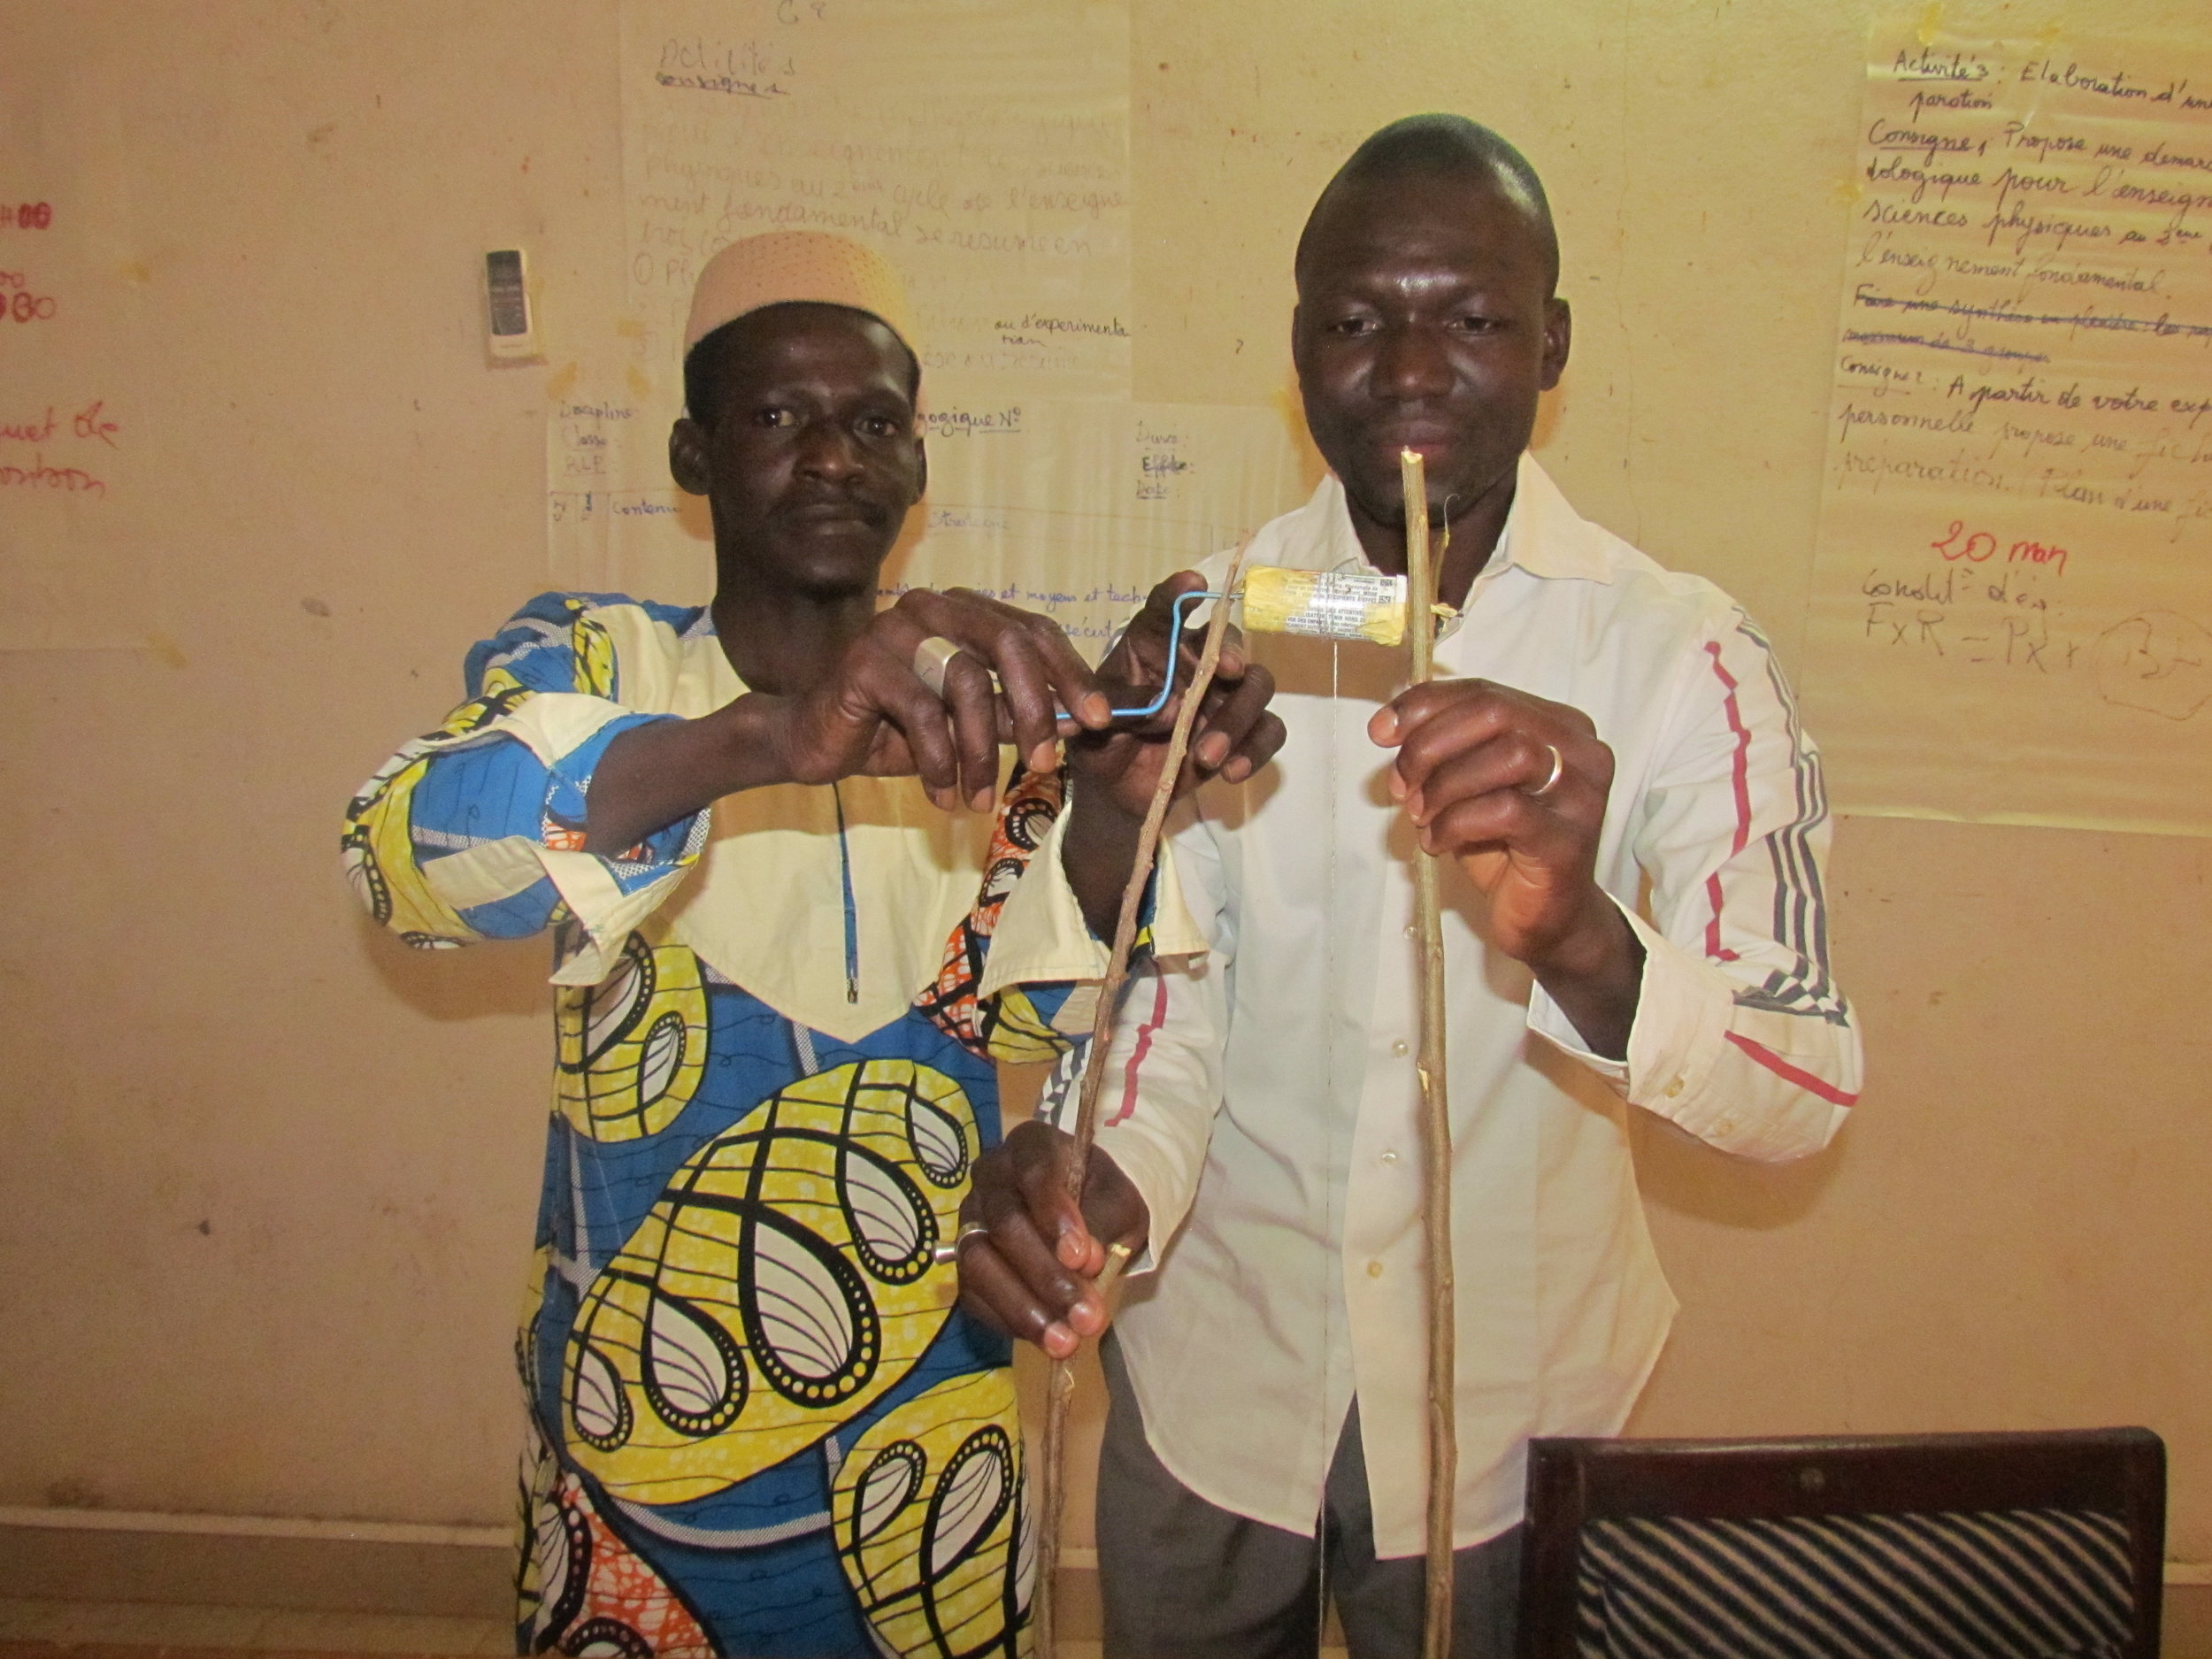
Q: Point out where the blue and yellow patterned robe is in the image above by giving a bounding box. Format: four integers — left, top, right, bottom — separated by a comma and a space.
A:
343, 593, 1102, 1659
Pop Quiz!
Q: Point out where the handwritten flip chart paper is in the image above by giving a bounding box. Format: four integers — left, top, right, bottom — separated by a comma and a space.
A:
619, 0, 1131, 397
1801, 27, 2212, 834
0, 49, 145, 649
882, 400, 1310, 649
553, 0, 1140, 608
552, 395, 1308, 649
551, 0, 1304, 649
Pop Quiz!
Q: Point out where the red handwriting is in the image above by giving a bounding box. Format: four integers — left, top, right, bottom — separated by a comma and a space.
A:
73, 399, 118, 446
0, 271, 58, 321
3, 402, 121, 447
1, 408, 58, 443
1, 203, 54, 229
1931, 518, 2071, 574
0, 454, 106, 495
1932, 519, 1998, 561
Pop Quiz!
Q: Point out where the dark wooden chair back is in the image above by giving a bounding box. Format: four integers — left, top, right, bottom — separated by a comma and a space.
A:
1518, 1427, 2165, 1658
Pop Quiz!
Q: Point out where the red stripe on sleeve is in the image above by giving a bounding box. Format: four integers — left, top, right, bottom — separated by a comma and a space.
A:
1701, 640, 1755, 963
1109, 971, 1172, 1127
1724, 1030, 1860, 1108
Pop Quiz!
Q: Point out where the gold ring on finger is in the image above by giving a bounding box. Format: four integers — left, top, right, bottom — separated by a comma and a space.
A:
1528, 742, 1566, 799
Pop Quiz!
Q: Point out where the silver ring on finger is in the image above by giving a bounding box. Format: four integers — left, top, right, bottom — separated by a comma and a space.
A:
912, 635, 965, 699
931, 1221, 991, 1267
1528, 742, 1566, 799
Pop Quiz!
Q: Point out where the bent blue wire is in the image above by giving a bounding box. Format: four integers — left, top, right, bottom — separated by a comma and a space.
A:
1107, 588, 1232, 720
830, 780, 859, 1004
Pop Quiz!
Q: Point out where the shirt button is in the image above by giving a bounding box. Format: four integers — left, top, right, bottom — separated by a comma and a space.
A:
1663, 1077, 1686, 1098
1403, 924, 1416, 939
1380, 1149, 1399, 1164
1717, 1117, 1736, 1136
1366, 1259, 1385, 1279
1391, 1040, 1409, 1057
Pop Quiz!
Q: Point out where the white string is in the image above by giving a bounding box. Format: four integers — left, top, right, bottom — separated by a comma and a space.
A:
1317, 637, 1341, 1657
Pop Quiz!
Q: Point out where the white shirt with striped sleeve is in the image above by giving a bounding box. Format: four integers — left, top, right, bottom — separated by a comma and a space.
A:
1021, 453, 1863, 1559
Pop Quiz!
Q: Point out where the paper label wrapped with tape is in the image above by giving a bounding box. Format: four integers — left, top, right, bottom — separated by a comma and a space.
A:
1240, 565, 1409, 647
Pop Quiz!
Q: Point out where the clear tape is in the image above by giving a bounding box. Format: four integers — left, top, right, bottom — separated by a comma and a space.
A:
1110, 566, 1444, 720
1241, 565, 1409, 647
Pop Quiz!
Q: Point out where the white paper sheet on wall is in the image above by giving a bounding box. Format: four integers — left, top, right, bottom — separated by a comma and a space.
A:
554, 394, 1311, 647
881, 399, 1313, 647
550, 0, 1308, 649
618, 0, 1133, 398
1800, 24, 2212, 834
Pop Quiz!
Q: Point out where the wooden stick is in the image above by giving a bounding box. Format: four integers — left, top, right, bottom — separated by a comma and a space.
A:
1401, 449, 1457, 1659
1033, 551, 1250, 1657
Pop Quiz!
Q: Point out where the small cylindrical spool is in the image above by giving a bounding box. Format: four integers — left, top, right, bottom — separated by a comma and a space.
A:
1240, 565, 1408, 647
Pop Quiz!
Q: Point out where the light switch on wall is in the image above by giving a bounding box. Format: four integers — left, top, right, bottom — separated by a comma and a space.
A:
483, 248, 539, 359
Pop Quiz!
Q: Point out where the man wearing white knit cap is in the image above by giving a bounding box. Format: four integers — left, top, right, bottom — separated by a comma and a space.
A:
344, 231, 1279, 1656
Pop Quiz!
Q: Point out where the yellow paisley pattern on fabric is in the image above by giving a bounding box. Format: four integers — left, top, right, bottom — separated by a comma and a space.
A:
562, 1060, 976, 1506
572, 613, 617, 698
449, 672, 529, 732
345, 756, 475, 944
555, 932, 708, 1142
979, 988, 1064, 1067
516, 1241, 551, 1394
515, 1414, 565, 1643
340, 676, 537, 948
832, 1370, 1033, 1659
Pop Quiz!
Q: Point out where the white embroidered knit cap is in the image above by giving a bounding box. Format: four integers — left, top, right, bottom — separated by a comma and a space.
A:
681, 231, 919, 356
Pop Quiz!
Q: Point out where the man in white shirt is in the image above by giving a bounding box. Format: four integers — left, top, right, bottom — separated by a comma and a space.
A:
957, 115, 1863, 1658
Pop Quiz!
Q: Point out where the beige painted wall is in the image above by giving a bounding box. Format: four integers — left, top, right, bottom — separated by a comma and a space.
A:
3, 0, 2207, 1570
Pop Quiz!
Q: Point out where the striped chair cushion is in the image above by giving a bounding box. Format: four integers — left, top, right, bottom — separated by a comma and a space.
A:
1576, 1508, 2134, 1658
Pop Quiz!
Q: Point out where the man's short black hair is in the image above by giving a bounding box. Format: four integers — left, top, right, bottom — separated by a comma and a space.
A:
682, 302, 923, 426
1295, 113, 1560, 295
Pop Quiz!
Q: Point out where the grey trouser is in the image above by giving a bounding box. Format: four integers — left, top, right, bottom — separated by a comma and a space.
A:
1095, 1333, 1522, 1659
